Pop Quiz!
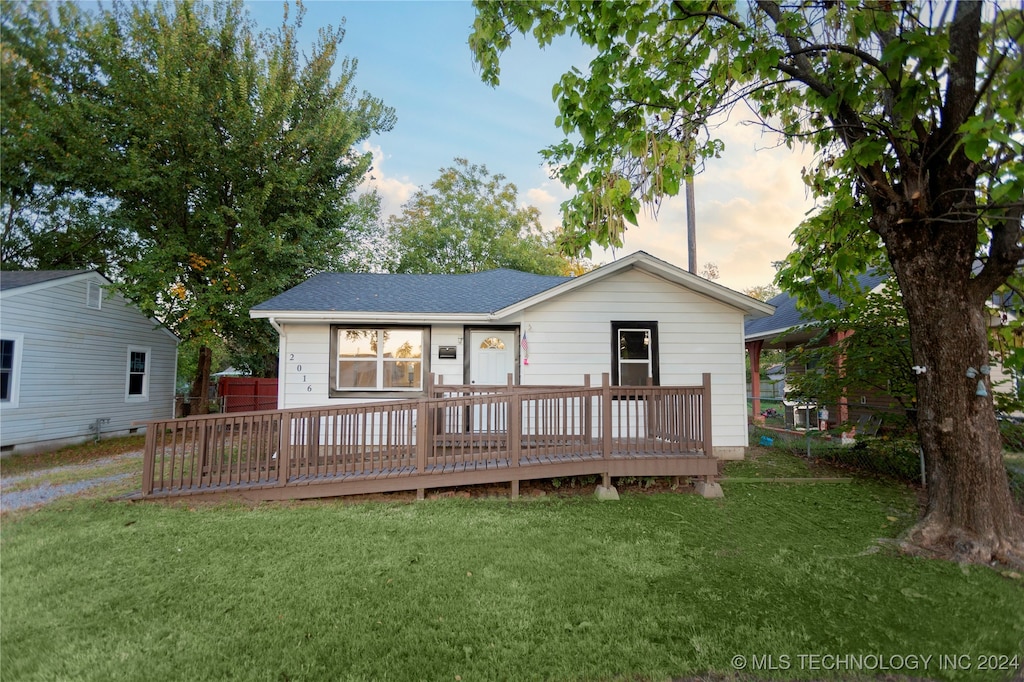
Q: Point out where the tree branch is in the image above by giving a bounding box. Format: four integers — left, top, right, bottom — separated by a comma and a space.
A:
972, 202, 1024, 300
938, 1, 982, 145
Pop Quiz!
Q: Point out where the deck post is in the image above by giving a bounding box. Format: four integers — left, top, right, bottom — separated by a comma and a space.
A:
701, 373, 713, 457
582, 375, 592, 445
416, 397, 429, 500
309, 411, 321, 470
598, 372, 606, 473
142, 422, 156, 495
277, 412, 290, 486
508, 375, 521, 499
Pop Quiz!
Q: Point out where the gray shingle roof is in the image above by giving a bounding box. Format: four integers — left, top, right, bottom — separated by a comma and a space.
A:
0, 270, 92, 291
252, 269, 572, 314
745, 271, 889, 339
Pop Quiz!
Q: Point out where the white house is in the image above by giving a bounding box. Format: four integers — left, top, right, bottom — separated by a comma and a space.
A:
251, 252, 774, 459
0, 270, 178, 455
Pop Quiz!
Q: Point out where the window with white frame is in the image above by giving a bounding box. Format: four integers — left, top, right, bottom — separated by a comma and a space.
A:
0, 334, 23, 407
86, 280, 102, 310
611, 321, 660, 386
126, 346, 150, 400
330, 327, 428, 395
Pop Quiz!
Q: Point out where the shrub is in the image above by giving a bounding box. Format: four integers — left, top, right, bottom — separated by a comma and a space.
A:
829, 436, 922, 483
999, 419, 1024, 452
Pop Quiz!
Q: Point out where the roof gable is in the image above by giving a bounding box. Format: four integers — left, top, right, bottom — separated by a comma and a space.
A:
496, 251, 775, 319
0, 269, 179, 342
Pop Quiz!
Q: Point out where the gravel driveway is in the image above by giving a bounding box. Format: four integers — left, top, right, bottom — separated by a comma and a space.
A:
0, 451, 142, 513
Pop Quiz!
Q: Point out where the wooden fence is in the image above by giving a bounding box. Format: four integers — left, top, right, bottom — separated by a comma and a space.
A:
140, 374, 716, 502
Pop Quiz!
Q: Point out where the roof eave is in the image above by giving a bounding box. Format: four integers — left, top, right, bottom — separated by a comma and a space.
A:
0, 270, 106, 299
250, 310, 495, 324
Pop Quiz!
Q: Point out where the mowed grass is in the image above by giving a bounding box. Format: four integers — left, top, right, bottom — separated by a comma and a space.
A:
2, 458, 1023, 681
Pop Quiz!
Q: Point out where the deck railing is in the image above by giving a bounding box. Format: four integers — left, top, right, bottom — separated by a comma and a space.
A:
141, 373, 714, 499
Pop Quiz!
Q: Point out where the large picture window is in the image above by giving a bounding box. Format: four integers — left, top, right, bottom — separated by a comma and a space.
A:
611, 321, 659, 386
331, 327, 427, 395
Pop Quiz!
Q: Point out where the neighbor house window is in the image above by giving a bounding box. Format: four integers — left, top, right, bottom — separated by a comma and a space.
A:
0, 335, 22, 407
331, 327, 428, 395
86, 281, 102, 310
611, 321, 659, 386
126, 346, 150, 400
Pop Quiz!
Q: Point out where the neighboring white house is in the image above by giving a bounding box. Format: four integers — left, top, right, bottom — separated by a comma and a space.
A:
0, 270, 178, 455
251, 251, 774, 459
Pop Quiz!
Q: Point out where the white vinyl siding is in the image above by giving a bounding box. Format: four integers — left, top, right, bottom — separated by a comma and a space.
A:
509, 269, 750, 448
0, 274, 177, 452
271, 268, 751, 449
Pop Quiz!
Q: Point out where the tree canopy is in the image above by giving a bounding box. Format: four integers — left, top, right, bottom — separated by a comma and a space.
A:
386, 157, 569, 276
2, 0, 395, 389
471, 1, 1024, 565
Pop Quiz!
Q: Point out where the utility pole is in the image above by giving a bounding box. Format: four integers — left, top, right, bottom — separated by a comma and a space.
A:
686, 176, 697, 274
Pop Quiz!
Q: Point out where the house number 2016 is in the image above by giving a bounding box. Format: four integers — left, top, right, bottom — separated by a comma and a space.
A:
289, 354, 313, 393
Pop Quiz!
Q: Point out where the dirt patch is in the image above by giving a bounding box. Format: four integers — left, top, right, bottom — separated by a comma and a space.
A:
1, 451, 143, 514
131, 475, 704, 512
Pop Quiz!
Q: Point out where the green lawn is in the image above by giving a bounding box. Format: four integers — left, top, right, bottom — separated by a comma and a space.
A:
2, 447, 1022, 681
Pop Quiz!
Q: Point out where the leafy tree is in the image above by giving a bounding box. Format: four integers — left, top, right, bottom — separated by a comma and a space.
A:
698, 261, 719, 280
786, 279, 916, 415
743, 283, 781, 302
386, 158, 568, 275
471, 2, 1024, 565
3, 0, 395, 408
1, 2, 133, 272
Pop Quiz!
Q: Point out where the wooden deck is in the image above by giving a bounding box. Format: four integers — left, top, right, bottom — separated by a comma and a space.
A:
139, 374, 718, 502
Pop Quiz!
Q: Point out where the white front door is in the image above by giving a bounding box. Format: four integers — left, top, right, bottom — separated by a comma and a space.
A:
469, 330, 517, 386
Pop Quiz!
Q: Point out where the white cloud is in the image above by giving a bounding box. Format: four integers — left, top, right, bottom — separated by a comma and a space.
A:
359, 142, 419, 218
520, 119, 817, 292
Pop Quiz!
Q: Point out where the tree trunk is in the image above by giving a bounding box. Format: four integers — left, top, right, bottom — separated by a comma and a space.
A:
887, 237, 1024, 566
189, 345, 213, 416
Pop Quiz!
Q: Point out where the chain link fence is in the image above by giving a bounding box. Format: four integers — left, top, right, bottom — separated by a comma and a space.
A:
750, 418, 1024, 508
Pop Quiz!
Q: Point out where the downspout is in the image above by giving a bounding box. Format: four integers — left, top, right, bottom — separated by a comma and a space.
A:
746, 339, 764, 422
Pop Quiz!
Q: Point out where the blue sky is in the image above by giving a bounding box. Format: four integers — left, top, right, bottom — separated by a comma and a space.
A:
244, 1, 815, 291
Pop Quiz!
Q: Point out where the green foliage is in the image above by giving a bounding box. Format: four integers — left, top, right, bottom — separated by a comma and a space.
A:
786, 277, 917, 413
470, 0, 1022, 303
0, 2, 131, 271
386, 158, 569, 275
1001, 421, 1024, 453
845, 436, 923, 483
471, 1, 1024, 548
743, 283, 781, 302
2, 0, 395, 382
